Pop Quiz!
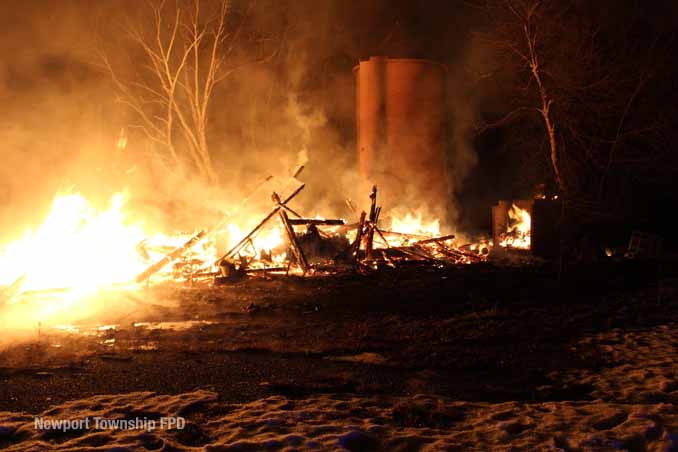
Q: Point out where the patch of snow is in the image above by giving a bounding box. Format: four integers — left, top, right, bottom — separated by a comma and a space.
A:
0, 390, 676, 451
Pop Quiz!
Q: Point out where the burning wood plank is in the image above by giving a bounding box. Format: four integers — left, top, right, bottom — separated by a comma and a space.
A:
387, 246, 437, 262
413, 234, 456, 245
288, 219, 345, 226
428, 243, 483, 263
216, 184, 306, 264
374, 227, 391, 248
365, 186, 379, 260
135, 231, 207, 283
379, 230, 431, 240
351, 211, 367, 264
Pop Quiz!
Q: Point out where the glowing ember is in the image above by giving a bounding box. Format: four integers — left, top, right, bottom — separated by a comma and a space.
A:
499, 204, 531, 249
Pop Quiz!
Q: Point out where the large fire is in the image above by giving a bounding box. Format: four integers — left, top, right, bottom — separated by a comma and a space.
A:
0, 192, 147, 293
0, 191, 216, 300
0, 185, 487, 328
389, 211, 441, 237
224, 223, 287, 264
376, 211, 442, 248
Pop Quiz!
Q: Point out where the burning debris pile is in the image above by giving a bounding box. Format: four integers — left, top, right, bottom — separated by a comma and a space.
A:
0, 178, 491, 315
212, 184, 489, 283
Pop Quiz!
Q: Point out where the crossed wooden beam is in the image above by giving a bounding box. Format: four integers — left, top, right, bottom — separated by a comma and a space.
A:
216, 184, 309, 273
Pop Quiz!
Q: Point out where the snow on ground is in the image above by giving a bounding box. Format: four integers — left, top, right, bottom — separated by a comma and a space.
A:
1, 323, 676, 451
554, 324, 678, 406
1, 390, 676, 451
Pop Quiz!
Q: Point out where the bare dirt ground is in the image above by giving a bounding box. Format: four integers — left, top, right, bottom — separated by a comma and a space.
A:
0, 261, 677, 450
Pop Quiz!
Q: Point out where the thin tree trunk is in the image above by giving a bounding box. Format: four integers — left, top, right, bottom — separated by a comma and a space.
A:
524, 22, 564, 193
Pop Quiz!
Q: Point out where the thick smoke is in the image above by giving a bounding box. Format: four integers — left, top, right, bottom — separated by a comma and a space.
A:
0, 0, 481, 240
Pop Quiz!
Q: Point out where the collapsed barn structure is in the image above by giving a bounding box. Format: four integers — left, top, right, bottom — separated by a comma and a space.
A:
0, 55, 527, 305
128, 56, 498, 285
131, 181, 491, 287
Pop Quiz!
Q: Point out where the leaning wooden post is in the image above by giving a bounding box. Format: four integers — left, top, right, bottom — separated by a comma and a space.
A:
215, 184, 306, 265
351, 211, 366, 262
281, 204, 303, 219
368, 185, 378, 222
365, 186, 379, 260
220, 210, 277, 261
413, 234, 456, 246
374, 226, 390, 248
273, 192, 309, 273
364, 224, 374, 260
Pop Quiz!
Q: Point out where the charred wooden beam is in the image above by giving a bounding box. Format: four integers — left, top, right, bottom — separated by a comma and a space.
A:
430, 243, 483, 262
195, 267, 297, 279
413, 234, 456, 245
395, 246, 438, 261
374, 227, 390, 248
365, 187, 379, 260
351, 211, 367, 263
190, 271, 219, 278
246, 266, 287, 273
135, 230, 207, 283
293, 164, 305, 178
365, 226, 376, 260
368, 185, 378, 221
274, 192, 309, 273
366, 207, 382, 260
378, 230, 430, 240
216, 184, 306, 264
282, 183, 307, 204
287, 219, 345, 226
280, 204, 303, 219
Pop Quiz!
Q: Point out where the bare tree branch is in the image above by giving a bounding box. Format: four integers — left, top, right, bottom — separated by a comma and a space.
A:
101, 0, 247, 184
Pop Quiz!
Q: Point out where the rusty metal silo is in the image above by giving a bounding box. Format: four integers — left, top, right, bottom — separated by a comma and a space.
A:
354, 56, 448, 214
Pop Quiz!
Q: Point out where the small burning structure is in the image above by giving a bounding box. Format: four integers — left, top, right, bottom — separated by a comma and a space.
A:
492, 200, 532, 251
211, 183, 488, 282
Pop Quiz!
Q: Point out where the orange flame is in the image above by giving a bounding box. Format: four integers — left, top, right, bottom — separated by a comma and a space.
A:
0, 192, 218, 299
0, 192, 148, 293
499, 204, 531, 249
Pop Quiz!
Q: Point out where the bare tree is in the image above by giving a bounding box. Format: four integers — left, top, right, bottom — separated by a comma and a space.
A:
102, 0, 256, 184
473, 0, 594, 195
508, 2, 559, 189
473, 0, 671, 201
